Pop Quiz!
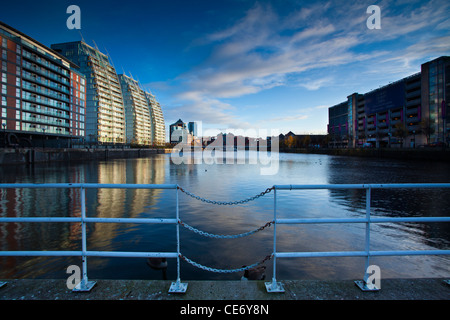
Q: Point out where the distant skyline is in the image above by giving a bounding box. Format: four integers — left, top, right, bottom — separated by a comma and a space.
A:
1, 0, 449, 138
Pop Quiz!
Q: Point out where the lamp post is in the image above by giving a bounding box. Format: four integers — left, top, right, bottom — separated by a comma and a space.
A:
42, 127, 46, 149
2, 123, 6, 147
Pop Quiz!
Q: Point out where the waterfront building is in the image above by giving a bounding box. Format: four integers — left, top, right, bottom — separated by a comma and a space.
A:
188, 121, 198, 137
144, 91, 166, 146
118, 74, 152, 145
170, 118, 191, 143
51, 41, 125, 144
421, 57, 450, 144
328, 56, 449, 148
0, 21, 86, 148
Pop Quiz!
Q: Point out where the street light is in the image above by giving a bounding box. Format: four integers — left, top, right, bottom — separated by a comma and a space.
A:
2, 123, 6, 147
42, 127, 46, 149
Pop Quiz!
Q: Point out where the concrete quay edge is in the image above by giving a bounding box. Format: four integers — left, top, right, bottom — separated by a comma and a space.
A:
0, 278, 449, 301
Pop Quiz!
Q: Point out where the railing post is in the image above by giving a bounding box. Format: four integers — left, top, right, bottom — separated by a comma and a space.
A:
169, 186, 188, 293
355, 186, 379, 291
265, 187, 284, 293
73, 186, 96, 292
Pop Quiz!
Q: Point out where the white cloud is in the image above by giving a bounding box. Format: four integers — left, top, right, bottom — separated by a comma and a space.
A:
298, 77, 334, 91
162, 0, 450, 133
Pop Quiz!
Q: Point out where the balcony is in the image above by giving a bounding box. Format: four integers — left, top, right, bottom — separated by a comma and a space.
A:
406, 98, 421, 107
22, 104, 70, 119
22, 61, 69, 85
22, 83, 70, 102
22, 93, 70, 111
22, 50, 70, 78
22, 71, 70, 93
22, 114, 70, 127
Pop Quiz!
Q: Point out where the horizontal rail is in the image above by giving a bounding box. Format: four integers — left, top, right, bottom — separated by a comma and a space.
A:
276, 250, 450, 258
85, 218, 177, 224
0, 251, 178, 258
0, 217, 82, 223
276, 217, 450, 224
274, 183, 450, 190
0, 217, 178, 224
0, 183, 178, 189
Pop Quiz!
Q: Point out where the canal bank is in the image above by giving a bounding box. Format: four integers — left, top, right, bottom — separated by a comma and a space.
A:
2, 147, 450, 166
280, 147, 450, 162
0, 147, 172, 165
1, 278, 449, 300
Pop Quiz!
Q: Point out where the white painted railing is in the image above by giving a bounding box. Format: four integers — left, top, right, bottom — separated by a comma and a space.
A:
0, 183, 449, 293
267, 183, 450, 292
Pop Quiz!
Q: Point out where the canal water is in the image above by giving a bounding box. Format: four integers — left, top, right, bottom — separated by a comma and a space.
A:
0, 152, 449, 282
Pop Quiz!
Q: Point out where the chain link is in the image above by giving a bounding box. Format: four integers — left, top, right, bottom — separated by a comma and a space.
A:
178, 186, 274, 205
179, 220, 274, 239
180, 254, 272, 274
175, 186, 274, 274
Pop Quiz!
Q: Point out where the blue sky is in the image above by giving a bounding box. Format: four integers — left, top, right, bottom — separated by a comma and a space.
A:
1, 0, 449, 138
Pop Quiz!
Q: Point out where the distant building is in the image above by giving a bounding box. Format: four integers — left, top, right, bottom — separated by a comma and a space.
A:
118, 74, 152, 145
187, 121, 197, 137
170, 118, 191, 143
0, 21, 86, 148
328, 56, 449, 148
51, 41, 126, 144
144, 91, 166, 146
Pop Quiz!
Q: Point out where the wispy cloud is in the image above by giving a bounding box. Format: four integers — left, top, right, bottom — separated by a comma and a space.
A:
163, 0, 450, 130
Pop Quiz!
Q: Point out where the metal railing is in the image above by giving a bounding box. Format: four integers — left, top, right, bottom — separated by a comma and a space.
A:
268, 183, 450, 292
0, 183, 186, 293
0, 183, 449, 293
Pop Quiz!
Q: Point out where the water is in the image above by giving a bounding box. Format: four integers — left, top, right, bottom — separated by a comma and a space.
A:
0, 152, 449, 281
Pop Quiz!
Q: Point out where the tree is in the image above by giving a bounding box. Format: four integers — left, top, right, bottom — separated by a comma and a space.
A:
302, 135, 311, 148
286, 135, 296, 148
419, 119, 435, 144
393, 122, 408, 147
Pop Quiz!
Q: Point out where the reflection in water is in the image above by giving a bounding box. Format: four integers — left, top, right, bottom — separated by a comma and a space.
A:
0, 152, 449, 281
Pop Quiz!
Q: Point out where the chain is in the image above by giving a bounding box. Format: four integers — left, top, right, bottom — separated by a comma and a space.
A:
179, 220, 274, 239
177, 186, 274, 205
175, 186, 274, 274
180, 254, 272, 274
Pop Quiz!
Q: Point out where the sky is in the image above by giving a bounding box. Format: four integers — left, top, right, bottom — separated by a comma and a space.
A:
1, 0, 449, 138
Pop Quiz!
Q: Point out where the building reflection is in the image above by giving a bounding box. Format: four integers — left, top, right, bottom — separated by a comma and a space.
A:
87, 158, 166, 253
0, 157, 166, 278
325, 158, 450, 250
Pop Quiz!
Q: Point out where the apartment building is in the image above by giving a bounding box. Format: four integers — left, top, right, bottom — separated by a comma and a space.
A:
0, 21, 86, 148
51, 41, 125, 144
118, 74, 152, 145
144, 91, 166, 146
328, 56, 449, 148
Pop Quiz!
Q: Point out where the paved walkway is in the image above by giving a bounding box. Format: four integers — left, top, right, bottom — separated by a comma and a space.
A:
1, 278, 449, 300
